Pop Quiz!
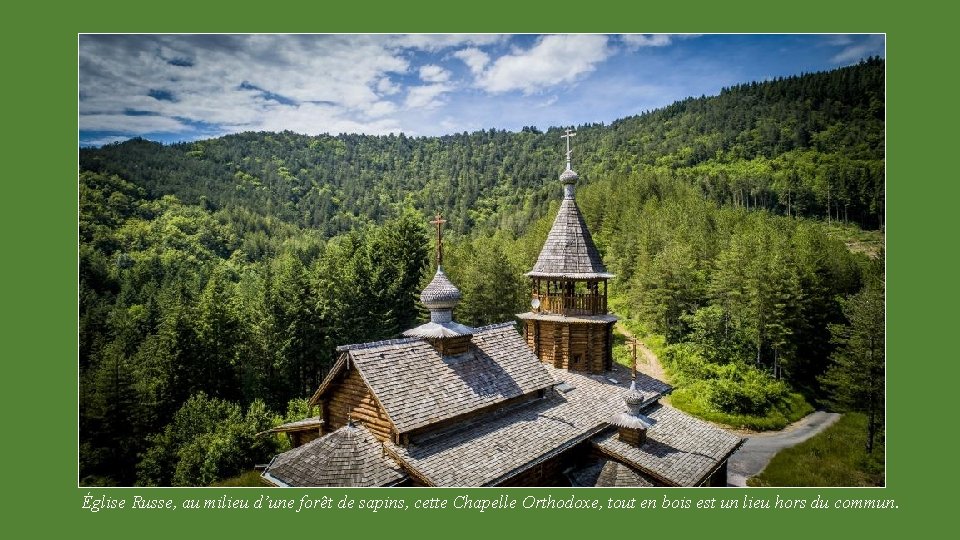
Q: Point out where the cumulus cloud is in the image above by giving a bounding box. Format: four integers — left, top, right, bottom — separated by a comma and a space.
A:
453, 47, 490, 75
390, 34, 505, 52
254, 102, 402, 136
405, 83, 454, 109
78, 34, 478, 138
474, 35, 612, 94
364, 100, 398, 118
621, 34, 701, 50
831, 34, 885, 64
79, 113, 191, 134
622, 34, 673, 48
376, 76, 401, 96
419, 64, 451, 83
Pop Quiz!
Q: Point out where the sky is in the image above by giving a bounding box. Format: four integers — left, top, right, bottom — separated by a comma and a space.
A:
78, 34, 885, 147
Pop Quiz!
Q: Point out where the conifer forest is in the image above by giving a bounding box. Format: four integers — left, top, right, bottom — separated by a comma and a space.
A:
79, 58, 885, 486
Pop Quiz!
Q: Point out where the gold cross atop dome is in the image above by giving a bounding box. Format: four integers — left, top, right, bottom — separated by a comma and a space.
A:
430, 213, 447, 266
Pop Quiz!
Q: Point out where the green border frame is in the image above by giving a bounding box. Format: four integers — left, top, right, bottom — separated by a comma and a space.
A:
4, 0, 945, 536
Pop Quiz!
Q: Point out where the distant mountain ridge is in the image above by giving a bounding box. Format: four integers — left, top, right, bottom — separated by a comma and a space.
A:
80, 57, 884, 234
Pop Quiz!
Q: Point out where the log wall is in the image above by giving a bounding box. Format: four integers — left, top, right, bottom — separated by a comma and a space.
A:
323, 366, 394, 441
289, 430, 321, 448
524, 320, 614, 374
617, 427, 648, 447
426, 335, 472, 356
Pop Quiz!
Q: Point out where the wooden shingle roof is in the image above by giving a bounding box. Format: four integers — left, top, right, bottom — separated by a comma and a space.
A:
316, 323, 557, 435
595, 459, 657, 487
261, 423, 406, 487
381, 367, 671, 486
592, 403, 745, 486
527, 198, 613, 279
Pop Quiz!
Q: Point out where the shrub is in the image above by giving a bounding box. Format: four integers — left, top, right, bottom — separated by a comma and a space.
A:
137, 392, 284, 486
660, 341, 811, 430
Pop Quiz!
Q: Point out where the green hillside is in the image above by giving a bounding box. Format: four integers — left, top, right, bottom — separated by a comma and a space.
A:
78, 58, 885, 486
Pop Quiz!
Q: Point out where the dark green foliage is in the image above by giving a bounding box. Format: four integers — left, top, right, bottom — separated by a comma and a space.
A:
79, 60, 884, 483
442, 233, 528, 327
210, 470, 267, 487
819, 264, 885, 453
583, 169, 867, 388
79, 173, 429, 484
136, 393, 282, 486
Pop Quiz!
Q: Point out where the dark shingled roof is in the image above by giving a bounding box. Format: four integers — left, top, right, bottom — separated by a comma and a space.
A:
325, 322, 557, 434
262, 424, 406, 487
382, 366, 671, 486
527, 197, 613, 279
595, 459, 657, 487
592, 403, 745, 486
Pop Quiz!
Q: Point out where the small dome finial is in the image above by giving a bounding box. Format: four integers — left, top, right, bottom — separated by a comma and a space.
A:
623, 380, 644, 415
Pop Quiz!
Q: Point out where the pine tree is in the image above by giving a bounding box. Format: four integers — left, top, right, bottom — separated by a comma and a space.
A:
819, 276, 885, 453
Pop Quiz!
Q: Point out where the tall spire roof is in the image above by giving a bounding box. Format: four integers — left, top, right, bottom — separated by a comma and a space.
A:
527, 129, 613, 279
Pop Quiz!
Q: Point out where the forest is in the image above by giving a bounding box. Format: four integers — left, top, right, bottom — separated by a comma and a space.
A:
79, 57, 885, 486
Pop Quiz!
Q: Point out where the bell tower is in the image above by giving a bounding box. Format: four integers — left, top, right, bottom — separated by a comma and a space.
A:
517, 129, 617, 373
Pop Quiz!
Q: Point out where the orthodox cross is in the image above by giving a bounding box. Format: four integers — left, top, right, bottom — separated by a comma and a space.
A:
561, 128, 577, 170
430, 213, 447, 266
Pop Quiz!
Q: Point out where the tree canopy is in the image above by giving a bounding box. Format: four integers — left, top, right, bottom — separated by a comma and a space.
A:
79, 59, 885, 485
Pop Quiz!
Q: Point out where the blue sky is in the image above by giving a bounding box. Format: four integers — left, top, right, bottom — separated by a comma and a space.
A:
78, 34, 884, 147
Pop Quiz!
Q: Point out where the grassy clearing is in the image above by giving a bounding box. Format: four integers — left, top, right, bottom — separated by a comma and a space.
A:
824, 222, 884, 258
748, 413, 885, 487
210, 470, 265, 487
610, 313, 812, 432
670, 389, 812, 431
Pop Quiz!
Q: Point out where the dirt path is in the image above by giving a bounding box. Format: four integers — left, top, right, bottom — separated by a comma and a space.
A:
613, 322, 666, 382
726, 411, 842, 486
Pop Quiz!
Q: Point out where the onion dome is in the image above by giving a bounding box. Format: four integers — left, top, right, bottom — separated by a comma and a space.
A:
623, 380, 644, 415
404, 215, 474, 342
608, 381, 654, 431
404, 266, 474, 340
420, 266, 462, 310
560, 168, 579, 184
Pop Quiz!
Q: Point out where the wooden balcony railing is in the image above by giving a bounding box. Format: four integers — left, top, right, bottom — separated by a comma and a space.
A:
533, 292, 606, 316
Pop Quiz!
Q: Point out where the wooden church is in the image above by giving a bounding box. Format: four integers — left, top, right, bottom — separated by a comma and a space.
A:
260, 132, 743, 487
